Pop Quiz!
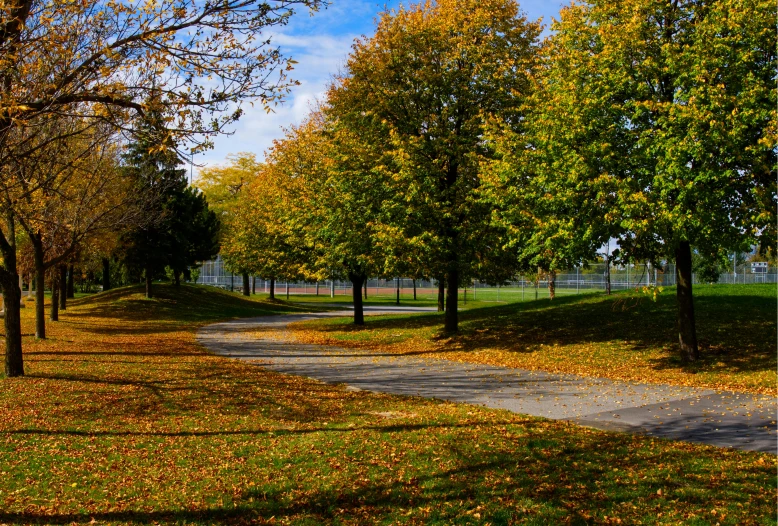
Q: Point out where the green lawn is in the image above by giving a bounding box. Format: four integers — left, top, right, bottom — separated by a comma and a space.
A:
289, 284, 777, 394
0, 284, 774, 524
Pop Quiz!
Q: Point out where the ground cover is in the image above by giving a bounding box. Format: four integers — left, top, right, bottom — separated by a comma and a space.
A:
254, 285, 595, 309
0, 284, 774, 524
288, 284, 778, 395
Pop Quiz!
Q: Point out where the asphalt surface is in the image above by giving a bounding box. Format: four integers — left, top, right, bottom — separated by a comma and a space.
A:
197, 309, 777, 454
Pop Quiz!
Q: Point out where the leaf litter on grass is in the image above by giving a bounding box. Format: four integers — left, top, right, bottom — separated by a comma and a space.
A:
0, 284, 774, 525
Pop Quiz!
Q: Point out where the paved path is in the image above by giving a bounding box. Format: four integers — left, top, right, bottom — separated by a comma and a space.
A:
197, 310, 777, 454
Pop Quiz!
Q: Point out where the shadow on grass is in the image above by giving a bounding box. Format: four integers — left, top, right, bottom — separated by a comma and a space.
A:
312, 286, 777, 375
0, 425, 769, 525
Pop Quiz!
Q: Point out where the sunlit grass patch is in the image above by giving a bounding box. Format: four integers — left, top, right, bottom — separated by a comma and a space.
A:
289, 284, 777, 394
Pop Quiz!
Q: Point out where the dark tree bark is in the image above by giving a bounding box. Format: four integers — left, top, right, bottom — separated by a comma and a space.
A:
445, 268, 459, 333
547, 270, 556, 300
413, 279, 417, 300
30, 232, 45, 339
395, 278, 400, 305
2, 272, 23, 377
66, 265, 75, 299
269, 277, 275, 299
242, 272, 250, 297
252, 276, 256, 295
50, 271, 59, 322
349, 271, 365, 326
675, 240, 699, 362
174, 271, 181, 286
604, 254, 611, 295
145, 265, 153, 299
437, 278, 445, 312
102, 257, 111, 292
59, 265, 67, 311
1, 214, 23, 376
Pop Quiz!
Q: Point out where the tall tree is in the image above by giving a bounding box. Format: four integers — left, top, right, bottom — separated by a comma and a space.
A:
330, 0, 541, 332
121, 115, 220, 298
518, 0, 776, 361
197, 153, 262, 296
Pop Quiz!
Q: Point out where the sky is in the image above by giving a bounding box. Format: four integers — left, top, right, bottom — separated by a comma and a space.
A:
192, 0, 568, 177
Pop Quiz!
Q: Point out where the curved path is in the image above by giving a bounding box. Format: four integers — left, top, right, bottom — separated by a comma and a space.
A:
197, 309, 777, 454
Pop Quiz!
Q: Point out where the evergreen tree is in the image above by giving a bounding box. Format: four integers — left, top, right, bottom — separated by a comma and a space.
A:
120, 115, 220, 298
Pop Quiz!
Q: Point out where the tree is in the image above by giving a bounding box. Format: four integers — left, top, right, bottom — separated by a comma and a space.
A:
120, 115, 220, 299
330, 0, 541, 332
12, 121, 142, 339
0, 0, 320, 377
521, 0, 775, 361
197, 153, 262, 296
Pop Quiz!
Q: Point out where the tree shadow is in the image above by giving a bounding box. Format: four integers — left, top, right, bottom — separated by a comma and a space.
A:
0, 423, 768, 524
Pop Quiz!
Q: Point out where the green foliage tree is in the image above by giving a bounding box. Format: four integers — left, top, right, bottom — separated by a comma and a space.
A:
508, 0, 776, 361
197, 153, 262, 296
330, 0, 541, 332
121, 117, 220, 298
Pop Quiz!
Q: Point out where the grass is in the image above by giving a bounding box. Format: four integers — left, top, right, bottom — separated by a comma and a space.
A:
0, 283, 775, 524
288, 284, 778, 394
248, 283, 596, 309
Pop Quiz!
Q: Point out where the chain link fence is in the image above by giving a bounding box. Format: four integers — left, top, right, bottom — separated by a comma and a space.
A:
196, 256, 777, 300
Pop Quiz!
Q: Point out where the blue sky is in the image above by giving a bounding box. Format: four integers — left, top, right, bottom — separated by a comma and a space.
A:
195, 0, 568, 173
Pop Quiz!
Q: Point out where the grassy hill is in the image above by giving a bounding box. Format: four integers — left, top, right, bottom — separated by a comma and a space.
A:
68, 283, 317, 325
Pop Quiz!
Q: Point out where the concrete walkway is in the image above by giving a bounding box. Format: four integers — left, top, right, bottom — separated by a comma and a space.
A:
197, 310, 777, 454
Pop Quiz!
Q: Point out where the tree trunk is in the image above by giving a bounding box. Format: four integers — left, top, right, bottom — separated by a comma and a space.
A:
66, 265, 75, 299
252, 276, 256, 295
2, 273, 23, 377
675, 241, 699, 362
145, 265, 153, 299
50, 271, 59, 322
445, 268, 459, 333
18, 275, 25, 308
364, 279, 367, 300
242, 272, 250, 297
269, 277, 275, 299
102, 257, 111, 291
547, 270, 556, 300
349, 272, 365, 326
413, 279, 417, 300
174, 271, 181, 286
59, 265, 67, 311
395, 278, 400, 305
437, 278, 445, 312
31, 233, 46, 339
604, 254, 611, 295
315, 282, 319, 296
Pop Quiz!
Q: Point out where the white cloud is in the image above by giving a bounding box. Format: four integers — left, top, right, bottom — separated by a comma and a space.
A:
193, 0, 562, 175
